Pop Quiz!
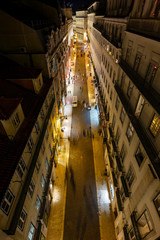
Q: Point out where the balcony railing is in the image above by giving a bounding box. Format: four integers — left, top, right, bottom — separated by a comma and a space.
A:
116, 155, 123, 172
119, 58, 160, 116
109, 154, 114, 168
115, 83, 160, 179
121, 176, 129, 197
112, 171, 118, 187
131, 211, 141, 240
123, 225, 130, 240
116, 188, 123, 211
109, 124, 114, 138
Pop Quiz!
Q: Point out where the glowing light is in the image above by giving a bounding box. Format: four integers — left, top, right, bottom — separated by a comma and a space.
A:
109, 51, 112, 55
53, 187, 61, 203
154, 66, 157, 69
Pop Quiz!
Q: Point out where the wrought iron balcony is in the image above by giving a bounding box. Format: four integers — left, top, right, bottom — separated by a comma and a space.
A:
131, 211, 141, 240
115, 83, 160, 179
121, 176, 129, 197
106, 141, 111, 154
123, 225, 130, 240
109, 154, 114, 168
109, 124, 114, 138
119, 58, 160, 116
116, 188, 123, 211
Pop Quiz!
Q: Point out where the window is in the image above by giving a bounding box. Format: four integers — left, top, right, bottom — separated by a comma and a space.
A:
27, 223, 35, 240
41, 142, 45, 155
115, 127, 120, 144
126, 166, 135, 188
120, 107, 126, 124
121, 188, 125, 203
40, 109, 44, 120
35, 195, 41, 212
107, 63, 110, 73
146, 62, 157, 84
125, 47, 132, 62
126, 122, 134, 142
110, 67, 112, 78
45, 157, 49, 171
133, 53, 142, 72
127, 81, 134, 98
115, 96, 120, 111
44, 211, 49, 227
129, 228, 136, 240
0, 189, 14, 215
112, 115, 116, 130
49, 143, 52, 155
12, 112, 20, 128
35, 121, 40, 134
41, 174, 45, 188
16, 157, 26, 178
45, 129, 49, 140
110, 90, 112, 100
27, 136, 34, 153
137, 210, 153, 238
120, 143, 126, 163
120, 72, 125, 89
18, 209, 27, 231
149, 113, 160, 137
35, 158, 41, 173
45, 99, 48, 110
28, 179, 35, 198
153, 192, 160, 217
135, 145, 144, 167
135, 95, 144, 119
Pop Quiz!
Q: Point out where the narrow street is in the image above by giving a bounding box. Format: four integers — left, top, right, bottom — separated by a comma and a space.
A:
47, 42, 116, 240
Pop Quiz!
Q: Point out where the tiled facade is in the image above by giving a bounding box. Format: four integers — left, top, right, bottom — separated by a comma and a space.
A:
88, 0, 160, 239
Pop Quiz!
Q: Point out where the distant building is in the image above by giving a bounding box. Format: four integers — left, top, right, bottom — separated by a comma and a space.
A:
88, 0, 160, 240
76, 10, 87, 42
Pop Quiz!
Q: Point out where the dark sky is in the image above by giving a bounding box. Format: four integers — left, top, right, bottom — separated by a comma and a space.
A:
60, 0, 94, 13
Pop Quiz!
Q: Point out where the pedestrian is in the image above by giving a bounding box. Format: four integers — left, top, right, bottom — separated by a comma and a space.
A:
83, 129, 86, 137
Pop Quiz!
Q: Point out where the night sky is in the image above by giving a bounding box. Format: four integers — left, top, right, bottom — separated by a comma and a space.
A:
60, 0, 95, 13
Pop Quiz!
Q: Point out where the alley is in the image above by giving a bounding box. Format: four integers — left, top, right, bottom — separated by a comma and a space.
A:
46, 42, 116, 240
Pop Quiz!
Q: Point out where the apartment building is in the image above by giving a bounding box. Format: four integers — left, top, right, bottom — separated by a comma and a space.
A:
76, 10, 87, 42
0, 0, 73, 239
88, 0, 160, 239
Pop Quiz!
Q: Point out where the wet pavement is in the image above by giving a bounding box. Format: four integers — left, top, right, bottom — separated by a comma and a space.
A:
47, 42, 116, 240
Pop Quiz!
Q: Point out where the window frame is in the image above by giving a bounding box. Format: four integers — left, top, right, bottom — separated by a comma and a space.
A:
126, 165, 135, 188
153, 192, 160, 217
27, 222, 35, 240
126, 122, 134, 142
16, 157, 26, 178
17, 208, 27, 231
120, 107, 126, 124
35, 195, 41, 212
149, 113, 160, 137
135, 145, 144, 167
137, 210, 153, 238
115, 96, 120, 111
12, 112, 20, 128
0, 189, 15, 215
28, 179, 35, 198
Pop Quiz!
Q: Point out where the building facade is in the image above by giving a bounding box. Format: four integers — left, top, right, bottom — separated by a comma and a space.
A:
0, 0, 73, 239
88, 0, 160, 239
76, 10, 87, 42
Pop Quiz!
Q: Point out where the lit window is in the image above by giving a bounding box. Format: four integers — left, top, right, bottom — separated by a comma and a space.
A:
0, 189, 14, 215
149, 113, 160, 137
35, 195, 41, 212
126, 122, 134, 142
137, 210, 153, 238
135, 145, 144, 167
41, 174, 45, 188
12, 112, 20, 128
27, 223, 35, 240
16, 157, 26, 178
126, 166, 135, 188
28, 179, 35, 198
18, 209, 27, 231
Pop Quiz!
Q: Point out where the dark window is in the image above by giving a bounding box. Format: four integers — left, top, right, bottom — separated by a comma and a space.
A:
16, 157, 26, 178
129, 228, 136, 240
125, 47, 132, 62
135, 145, 144, 166
126, 166, 135, 188
115, 96, 120, 111
127, 81, 133, 98
121, 188, 125, 203
45, 157, 49, 171
112, 71, 116, 83
18, 209, 27, 231
133, 53, 142, 72
115, 127, 120, 144
120, 143, 126, 163
120, 72, 125, 89
108, 84, 110, 94
28, 179, 35, 198
12, 112, 20, 128
120, 107, 126, 124
153, 192, 160, 217
137, 210, 153, 238
126, 122, 134, 142
110, 90, 112, 100
0, 189, 14, 215
146, 63, 157, 84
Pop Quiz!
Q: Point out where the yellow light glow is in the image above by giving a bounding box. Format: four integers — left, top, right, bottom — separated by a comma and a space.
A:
53, 187, 61, 203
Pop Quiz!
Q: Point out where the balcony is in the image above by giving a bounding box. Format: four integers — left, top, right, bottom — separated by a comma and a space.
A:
112, 139, 118, 153
123, 225, 130, 240
121, 176, 129, 197
119, 58, 160, 116
131, 211, 141, 240
116, 188, 123, 211
127, 18, 160, 41
106, 141, 111, 154
115, 83, 160, 179
109, 154, 114, 168
109, 124, 114, 138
